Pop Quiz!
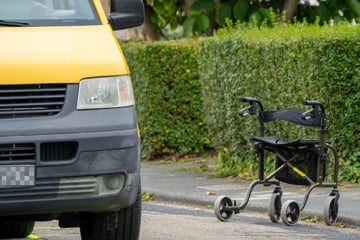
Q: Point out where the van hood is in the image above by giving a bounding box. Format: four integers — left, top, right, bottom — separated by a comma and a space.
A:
0, 26, 129, 84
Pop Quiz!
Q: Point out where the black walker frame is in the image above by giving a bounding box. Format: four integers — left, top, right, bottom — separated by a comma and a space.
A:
214, 97, 340, 226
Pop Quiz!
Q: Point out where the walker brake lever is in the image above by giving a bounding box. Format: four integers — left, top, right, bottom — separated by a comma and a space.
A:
239, 106, 250, 117
301, 109, 314, 120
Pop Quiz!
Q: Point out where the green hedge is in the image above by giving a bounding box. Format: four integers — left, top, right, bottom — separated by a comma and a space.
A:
198, 25, 360, 182
122, 24, 360, 182
123, 42, 211, 160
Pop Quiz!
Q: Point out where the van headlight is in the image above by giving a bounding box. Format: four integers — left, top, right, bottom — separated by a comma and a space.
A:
77, 75, 135, 109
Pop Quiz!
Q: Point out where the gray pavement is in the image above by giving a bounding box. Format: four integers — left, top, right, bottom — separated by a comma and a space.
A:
141, 160, 360, 227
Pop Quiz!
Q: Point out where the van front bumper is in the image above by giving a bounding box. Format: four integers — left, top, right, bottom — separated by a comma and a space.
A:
0, 84, 140, 217
0, 129, 141, 217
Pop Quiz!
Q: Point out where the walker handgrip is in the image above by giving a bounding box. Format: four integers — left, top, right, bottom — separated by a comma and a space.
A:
239, 97, 264, 112
303, 100, 326, 115
303, 100, 320, 106
239, 97, 256, 103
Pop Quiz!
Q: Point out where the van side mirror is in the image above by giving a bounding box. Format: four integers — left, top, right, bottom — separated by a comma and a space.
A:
109, 0, 144, 30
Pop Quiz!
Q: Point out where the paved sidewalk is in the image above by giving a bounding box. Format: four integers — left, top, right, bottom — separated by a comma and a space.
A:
141, 160, 360, 227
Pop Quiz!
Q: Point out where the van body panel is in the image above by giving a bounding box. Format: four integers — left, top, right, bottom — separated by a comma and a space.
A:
93, 0, 110, 24
0, 25, 128, 84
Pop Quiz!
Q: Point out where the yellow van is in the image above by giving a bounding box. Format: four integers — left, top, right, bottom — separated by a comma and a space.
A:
0, 0, 144, 239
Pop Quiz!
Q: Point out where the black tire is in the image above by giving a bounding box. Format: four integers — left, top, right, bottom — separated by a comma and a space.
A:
0, 220, 34, 239
280, 200, 300, 226
323, 196, 339, 225
268, 192, 282, 223
214, 195, 233, 221
80, 186, 142, 240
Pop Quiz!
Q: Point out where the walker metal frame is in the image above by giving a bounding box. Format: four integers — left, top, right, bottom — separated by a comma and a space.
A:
214, 97, 340, 226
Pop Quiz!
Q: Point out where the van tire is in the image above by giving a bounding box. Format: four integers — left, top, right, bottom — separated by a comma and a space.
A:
0, 220, 34, 239
80, 185, 142, 240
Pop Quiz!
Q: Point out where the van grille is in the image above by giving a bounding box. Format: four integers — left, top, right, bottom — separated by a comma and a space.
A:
0, 144, 36, 161
0, 177, 98, 200
41, 142, 78, 162
0, 84, 66, 118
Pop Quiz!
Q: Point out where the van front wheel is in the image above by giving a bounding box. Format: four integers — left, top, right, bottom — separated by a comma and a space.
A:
0, 220, 34, 239
80, 186, 142, 240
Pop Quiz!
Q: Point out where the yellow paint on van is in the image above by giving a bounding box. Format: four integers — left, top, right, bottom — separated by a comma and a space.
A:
0, 25, 129, 84
93, 0, 110, 24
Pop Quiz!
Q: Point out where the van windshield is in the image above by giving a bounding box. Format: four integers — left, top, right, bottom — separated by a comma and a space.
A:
0, 0, 100, 26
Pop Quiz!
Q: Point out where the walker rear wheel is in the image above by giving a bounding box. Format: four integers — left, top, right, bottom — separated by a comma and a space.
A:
269, 192, 282, 223
281, 200, 300, 226
323, 196, 339, 225
214, 195, 233, 221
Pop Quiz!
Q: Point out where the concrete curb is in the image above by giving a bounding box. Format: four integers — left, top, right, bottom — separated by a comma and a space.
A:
144, 189, 360, 228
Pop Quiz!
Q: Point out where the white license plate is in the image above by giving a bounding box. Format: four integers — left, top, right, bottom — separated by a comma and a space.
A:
0, 165, 35, 188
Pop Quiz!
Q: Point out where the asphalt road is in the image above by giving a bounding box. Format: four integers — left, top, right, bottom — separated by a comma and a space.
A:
141, 202, 360, 240
16, 201, 360, 240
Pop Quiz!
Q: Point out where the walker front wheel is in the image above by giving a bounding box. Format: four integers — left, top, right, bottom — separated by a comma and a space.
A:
323, 196, 339, 225
269, 192, 282, 223
281, 200, 300, 226
214, 195, 233, 221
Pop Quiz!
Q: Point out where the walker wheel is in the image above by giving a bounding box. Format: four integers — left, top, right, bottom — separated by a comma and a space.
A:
268, 192, 282, 223
281, 200, 300, 226
214, 195, 233, 221
323, 196, 339, 225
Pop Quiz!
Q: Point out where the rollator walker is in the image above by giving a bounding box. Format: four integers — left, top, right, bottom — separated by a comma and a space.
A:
214, 97, 340, 226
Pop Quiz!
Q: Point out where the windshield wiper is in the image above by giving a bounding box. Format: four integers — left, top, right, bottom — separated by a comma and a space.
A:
0, 20, 29, 27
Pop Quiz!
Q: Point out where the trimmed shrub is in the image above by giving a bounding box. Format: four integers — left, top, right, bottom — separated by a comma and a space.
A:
123, 41, 211, 160
121, 24, 360, 182
198, 25, 360, 181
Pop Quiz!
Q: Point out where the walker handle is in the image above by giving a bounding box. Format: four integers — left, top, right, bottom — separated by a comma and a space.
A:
239, 97, 264, 112
239, 97, 257, 103
303, 100, 325, 114
303, 100, 320, 106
